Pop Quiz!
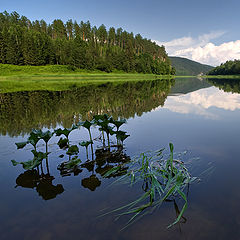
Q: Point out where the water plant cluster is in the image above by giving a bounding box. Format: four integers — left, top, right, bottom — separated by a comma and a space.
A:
11, 114, 129, 173
11, 114, 196, 228
103, 143, 197, 228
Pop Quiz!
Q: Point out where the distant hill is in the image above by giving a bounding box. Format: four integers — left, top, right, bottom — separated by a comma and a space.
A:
170, 56, 213, 76
170, 78, 211, 95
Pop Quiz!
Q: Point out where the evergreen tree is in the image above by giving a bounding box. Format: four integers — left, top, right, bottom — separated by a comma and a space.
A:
0, 11, 173, 75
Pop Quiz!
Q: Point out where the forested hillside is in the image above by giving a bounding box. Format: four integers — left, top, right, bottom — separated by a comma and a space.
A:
170, 56, 213, 76
0, 11, 174, 74
208, 60, 240, 75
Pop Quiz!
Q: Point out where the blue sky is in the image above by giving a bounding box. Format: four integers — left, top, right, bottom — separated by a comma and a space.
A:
1, 0, 240, 66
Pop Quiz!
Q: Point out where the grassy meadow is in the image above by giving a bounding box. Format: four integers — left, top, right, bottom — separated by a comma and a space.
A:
0, 64, 173, 93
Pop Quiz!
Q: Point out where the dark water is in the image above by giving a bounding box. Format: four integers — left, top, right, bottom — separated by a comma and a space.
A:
1, 78, 240, 240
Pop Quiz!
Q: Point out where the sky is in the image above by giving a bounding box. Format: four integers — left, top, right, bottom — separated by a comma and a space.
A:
1, 0, 240, 66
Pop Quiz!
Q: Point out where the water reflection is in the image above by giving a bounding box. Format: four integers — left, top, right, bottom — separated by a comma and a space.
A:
207, 78, 240, 94
14, 146, 131, 196
163, 78, 240, 119
15, 169, 64, 200
0, 79, 174, 136
170, 77, 211, 95
81, 175, 101, 191
58, 147, 130, 191
2, 77, 240, 239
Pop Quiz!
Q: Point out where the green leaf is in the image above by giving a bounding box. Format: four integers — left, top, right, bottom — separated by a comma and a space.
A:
116, 131, 130, 142
169, 143, 174, 153
93, 114, 109, 124
15, 141, 28, 149
78, 120, 93, 130
64, 156, 82, 169
54, 125, 76, 138
55, 128, 70, 138
40, 130, 53, 143
112, 118, 126, 130
66, 145, 79, 155
12, 150, 48, 170
28, 131, 41, 147
79, 140, 93, 148
11, 160, 19, 166
103, 166, 121, 178
57, 138, 69, 149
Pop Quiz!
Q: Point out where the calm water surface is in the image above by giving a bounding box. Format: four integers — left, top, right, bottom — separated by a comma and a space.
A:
1, 78, 240, 240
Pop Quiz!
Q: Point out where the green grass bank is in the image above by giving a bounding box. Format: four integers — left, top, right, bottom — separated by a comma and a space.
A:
0, 64, 173, 93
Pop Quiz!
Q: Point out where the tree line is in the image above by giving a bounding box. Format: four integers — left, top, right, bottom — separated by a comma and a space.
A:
208, 60, 240, 75
0, 11, 175, 74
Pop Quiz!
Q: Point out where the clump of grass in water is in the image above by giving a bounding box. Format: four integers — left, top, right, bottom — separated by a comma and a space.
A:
103, 143, 197, 229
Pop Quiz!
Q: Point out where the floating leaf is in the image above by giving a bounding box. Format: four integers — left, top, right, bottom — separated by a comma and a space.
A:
66, 145, 79, 155
79, 140, 93, 148
57, 156, 82, 176
55, 128, 70, 137
64, 156, 82, 169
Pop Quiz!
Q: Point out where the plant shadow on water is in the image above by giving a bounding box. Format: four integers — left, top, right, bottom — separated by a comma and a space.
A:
11, 113, 202, 229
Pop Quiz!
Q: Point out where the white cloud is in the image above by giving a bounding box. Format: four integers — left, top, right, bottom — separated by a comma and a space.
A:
154, 31, 240, 66
161, 87, 240, 119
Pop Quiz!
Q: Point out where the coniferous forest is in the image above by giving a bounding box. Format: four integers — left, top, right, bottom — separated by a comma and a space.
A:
0, 11, 175, 74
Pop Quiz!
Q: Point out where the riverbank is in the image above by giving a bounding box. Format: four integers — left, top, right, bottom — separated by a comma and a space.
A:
0, 64, 174, 93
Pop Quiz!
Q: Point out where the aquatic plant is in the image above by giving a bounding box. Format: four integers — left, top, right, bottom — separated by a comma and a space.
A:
110, 118, 126, 132
15, 129, 41, 150
103, 143, 197, 228
11, 150, 48, 170
66, 145, 79, 156
77, 120, 94, 142
93, 114, 109, 145
12, 114, 130, 176
57, 156, 82, 177
115, 130, 130, 146
79, 140, 93, 159
99, 123, 115, 149
38, 130, 53, 152
57, 138, 69, 149
55, 125, 77, 138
